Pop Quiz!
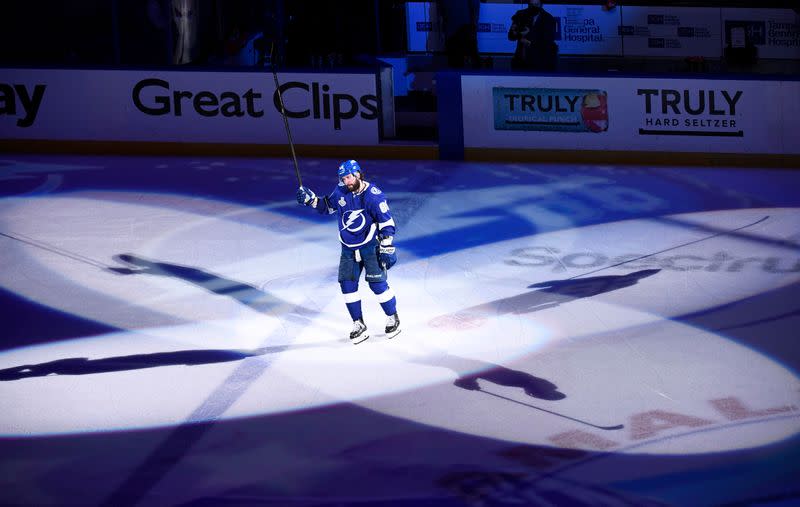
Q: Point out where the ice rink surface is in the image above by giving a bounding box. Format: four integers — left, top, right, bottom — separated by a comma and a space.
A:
1, 154, 799, 506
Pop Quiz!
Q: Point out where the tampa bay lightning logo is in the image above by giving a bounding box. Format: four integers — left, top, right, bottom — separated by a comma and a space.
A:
341, 209, 366, 232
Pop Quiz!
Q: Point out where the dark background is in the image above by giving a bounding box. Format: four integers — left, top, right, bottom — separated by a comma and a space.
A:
1, 0, 797, 68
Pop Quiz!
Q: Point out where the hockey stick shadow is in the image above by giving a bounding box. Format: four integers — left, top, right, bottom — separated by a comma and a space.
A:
478, 388, 624, 431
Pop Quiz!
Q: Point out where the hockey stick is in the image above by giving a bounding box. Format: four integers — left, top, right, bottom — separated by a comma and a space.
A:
566, 215, 770, 281
269, 42, 303, 188
478, 388, 624, 431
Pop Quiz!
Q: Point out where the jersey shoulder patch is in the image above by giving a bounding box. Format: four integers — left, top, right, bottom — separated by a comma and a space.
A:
370, 186, 382, 195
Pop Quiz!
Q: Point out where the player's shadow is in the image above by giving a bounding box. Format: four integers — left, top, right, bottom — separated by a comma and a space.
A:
527, 268, 661, 298
403, 350, 565, 401
505, 268, 662, 315
0, 347, 287, 381
452, 361, 566, 401
435, 269, 661, 323
109, 253, 316, 319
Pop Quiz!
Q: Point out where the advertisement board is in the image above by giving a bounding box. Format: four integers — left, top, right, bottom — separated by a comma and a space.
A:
0, 68, 381, 146
407, 2, 622, 56
461, 74, 800, 155
721, 8, 800, 60
620, 7, 722, 57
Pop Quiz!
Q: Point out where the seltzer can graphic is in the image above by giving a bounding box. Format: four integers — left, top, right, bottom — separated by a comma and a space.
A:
493, 87, 608, 133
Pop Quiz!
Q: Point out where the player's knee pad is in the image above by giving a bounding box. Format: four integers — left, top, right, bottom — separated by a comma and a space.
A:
368, 281, 388, 295
340, 280, 359, 295
369, 282, 392, 295
369, 281, 395, 304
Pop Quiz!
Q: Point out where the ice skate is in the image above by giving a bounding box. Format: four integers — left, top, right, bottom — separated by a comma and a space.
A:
385, 313, 400, 338
350, 318, 369, 344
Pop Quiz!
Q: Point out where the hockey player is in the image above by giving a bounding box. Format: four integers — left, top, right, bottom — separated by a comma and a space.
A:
296, 160, 400, 344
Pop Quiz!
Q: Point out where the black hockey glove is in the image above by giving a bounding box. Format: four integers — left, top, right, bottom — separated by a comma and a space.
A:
378, 236, 397, 270
296, 186, 316, 206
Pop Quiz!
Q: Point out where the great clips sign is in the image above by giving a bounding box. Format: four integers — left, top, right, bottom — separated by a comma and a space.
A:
0, 68, 380, 145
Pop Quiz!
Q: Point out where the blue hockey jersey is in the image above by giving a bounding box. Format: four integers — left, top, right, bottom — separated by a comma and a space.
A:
313, 181, 396, 249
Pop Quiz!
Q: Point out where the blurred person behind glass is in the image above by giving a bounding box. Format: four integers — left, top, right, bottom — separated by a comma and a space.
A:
508, 0, 558, 72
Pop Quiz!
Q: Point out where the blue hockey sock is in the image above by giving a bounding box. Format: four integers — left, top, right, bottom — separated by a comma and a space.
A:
369, 281, 397, 316
340, 281, 362, 321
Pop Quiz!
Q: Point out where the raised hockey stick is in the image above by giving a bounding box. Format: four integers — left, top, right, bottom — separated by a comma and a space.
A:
479, 388, 625, 431
270, 42, 303, 188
